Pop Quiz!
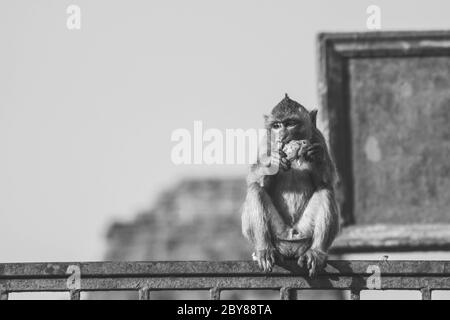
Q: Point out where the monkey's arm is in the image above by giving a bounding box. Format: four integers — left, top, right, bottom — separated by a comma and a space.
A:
242, 164, 290, 272
308, 127, 337, 188
241, 179, 275, 272
310, 188, 340, 250
295, 187, 340, 276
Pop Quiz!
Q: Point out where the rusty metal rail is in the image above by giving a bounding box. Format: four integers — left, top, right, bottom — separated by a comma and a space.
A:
0, 260, 449, 300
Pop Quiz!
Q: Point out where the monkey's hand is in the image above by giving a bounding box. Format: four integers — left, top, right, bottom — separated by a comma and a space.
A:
304, 143, 325, 163
297, 248, 327, 277
278, 150, 291, 171
253, 247, 276, 272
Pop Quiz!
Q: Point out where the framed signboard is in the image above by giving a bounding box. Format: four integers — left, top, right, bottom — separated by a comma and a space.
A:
318, 31, 450, 252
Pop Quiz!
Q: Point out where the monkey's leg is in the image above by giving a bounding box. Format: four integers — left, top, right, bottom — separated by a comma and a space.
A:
294, 188, 339, 276
242, 182, 290, 271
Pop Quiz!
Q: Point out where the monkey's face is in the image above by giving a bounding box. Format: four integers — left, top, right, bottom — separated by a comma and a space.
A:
267, 116, 313, 145
264, 96, 316, 146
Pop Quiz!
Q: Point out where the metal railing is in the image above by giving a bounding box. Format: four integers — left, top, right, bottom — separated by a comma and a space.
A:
0, 260, 449, 300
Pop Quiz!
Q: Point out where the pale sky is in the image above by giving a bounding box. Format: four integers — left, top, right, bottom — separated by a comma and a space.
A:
1, 0, 449, 263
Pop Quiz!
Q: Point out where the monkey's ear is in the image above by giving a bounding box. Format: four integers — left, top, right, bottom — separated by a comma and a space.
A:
263, 114, 270, 125
310, 109, 318, 127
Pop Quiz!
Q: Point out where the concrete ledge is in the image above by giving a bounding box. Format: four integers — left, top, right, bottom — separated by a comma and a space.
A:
332, 224, 450, 253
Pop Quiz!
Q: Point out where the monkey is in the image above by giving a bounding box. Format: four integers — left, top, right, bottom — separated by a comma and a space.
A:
241, 94, 340, 276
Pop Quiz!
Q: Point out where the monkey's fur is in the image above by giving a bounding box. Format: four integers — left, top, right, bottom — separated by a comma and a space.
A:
241, 95, 340, 276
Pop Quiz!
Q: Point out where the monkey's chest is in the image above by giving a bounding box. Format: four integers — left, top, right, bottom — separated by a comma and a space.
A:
270, 169, 315, 225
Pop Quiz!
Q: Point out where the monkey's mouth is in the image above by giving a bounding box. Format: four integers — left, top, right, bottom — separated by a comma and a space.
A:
276, 236, 310, 243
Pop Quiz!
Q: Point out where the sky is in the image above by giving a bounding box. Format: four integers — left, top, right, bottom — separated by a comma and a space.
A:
1, 0, 450, 263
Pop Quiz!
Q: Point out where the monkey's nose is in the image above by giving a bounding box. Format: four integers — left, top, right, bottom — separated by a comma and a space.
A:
290, 229, 299, 239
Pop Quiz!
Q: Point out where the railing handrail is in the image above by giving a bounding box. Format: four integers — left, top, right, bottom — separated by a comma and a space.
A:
1, 260, 449, 300
1, 260, 450, 277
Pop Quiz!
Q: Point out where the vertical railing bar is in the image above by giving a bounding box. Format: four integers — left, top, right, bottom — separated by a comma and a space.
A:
0, 290, 9, 301
139, 287, 151, 300
421, 288, 432, 300
70, 290, 81, 300
280, 287, 297, 300
209, 287, 221, 300
350, 289, 361, 300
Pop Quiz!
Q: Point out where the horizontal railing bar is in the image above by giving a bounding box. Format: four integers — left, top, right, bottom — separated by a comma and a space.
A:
1, 260, 450, 295
1, 260, 449, 278
2, 276, 450, 292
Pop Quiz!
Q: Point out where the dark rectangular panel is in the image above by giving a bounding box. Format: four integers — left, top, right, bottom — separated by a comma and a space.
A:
349, 56, 450, 224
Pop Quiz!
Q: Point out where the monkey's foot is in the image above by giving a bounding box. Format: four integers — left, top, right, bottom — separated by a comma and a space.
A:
297, 249, 327, 277
253, 248, 276, 272
252, 250, 285, 264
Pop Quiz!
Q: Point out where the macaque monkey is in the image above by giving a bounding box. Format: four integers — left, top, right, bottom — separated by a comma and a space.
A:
241, 94, 340, 276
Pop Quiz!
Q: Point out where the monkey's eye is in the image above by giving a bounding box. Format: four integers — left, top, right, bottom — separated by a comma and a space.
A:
272, 122, 282, 129
285, 120, 297, 128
